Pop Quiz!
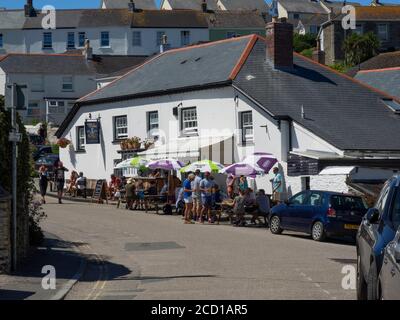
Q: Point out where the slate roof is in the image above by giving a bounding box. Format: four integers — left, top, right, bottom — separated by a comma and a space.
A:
77, 36, 254, 102
0, 53, 147, 77
131, 10, 209, 28
347, 51, 400, 77
162, 0, 219, 11
207, 11, 267, 28
0, 10, 26, 29
354, 68, 400, 100
101, 0, 157, 9
218, 0, 268, 11
56, 35, 400, 152
332, 6, 400, 21
234, 39, 400, 151
278, 0, 327, 14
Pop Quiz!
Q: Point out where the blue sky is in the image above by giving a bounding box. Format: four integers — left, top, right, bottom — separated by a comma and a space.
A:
1, 0, 397, 10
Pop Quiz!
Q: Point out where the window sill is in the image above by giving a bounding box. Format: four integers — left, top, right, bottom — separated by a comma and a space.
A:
75, 149, 86, 154
238, 142, 255, 147
100, 46, 111, 49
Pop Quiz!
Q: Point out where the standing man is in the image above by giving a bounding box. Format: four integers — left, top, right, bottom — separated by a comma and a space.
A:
76, 172, 87, 198
191, 169, 202, 222
54, 161, 69, 204
183, 174, 195, 224
271, 167, 284, 204
200, 171, 214, 224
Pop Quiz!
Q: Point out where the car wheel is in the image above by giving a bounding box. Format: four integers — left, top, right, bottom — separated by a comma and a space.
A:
311, 221, 326, 242
270, 216, 283, 235
356, 253, 368, 300
367, 264, 378, 300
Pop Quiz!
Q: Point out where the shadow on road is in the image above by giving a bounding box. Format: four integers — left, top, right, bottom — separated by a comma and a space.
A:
281, 233, 356, 247
0, 234, 131, 300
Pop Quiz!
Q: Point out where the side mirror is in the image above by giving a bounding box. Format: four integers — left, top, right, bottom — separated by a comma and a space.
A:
366, 208, 380, 224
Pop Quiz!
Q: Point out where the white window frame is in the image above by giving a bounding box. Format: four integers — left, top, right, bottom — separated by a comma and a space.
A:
48, 100, 66, 114
76, 126, 85, 151
181, 107, 198, 135
147, 111, 159, 137
78, 32, 86, 47
377, 23, 389, 41
100, 31, 110, 47
43, 32, 52, 49
114, 115, 128, 140
240, 111, 254, 144
181, 30, 190, 46
132, 31, 142, 47
67, 32, 75, 48
156, 31, 166, 46
62, 76, 74, 92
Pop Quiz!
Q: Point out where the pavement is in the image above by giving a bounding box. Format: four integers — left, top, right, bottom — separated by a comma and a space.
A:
0, 232, 86, 300
33, 196, 358, 300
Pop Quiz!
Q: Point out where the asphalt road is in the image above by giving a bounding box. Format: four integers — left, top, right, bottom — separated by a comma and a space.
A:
42, 196, 357, 300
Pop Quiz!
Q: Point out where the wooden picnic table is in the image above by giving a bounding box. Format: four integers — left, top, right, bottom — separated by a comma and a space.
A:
215, 200, 235, 225
143, 195, 170, 214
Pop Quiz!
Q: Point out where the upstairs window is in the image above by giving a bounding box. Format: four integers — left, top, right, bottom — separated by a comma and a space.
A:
240, 111, 254, 144
132, 31, 142, 47
181, 107, 198, 135
114, 116, 128, 140
78, 32, 86, 47
62, 76, 74, 92
67, 32, 75, 48
181, 31, 190, 46
0, 33, 3, 48
43, 32, 52, 49
293, 13, 300, 20
156, 31, 166, 46
27, 101, 40, 117
147, 111, 159, 138
377, 24, 389, 41
101, 31, 110, 47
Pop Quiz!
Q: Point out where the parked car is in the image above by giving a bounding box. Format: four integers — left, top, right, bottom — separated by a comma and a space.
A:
357, 176, 400, 300
269, 190, 368, 242
378, 228, 400, 300
34, 154, 60, 177
32, 145, 53, 161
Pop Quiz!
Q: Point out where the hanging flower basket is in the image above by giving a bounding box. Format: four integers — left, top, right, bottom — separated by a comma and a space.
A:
57, 138, 71, 149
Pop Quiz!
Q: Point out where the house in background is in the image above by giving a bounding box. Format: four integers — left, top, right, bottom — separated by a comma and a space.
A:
100, 0, 157, 9
161, 0, 268, 12
0, 49, 147, 125
347, 50, 400, 76
207, 11, 269, 41
55, 20, 400, 196
319, 6, 400, 65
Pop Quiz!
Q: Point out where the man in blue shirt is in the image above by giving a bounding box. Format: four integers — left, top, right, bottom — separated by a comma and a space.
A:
271, 167, 284, 203
183, 173, 195, 224
200, 172, 214, 224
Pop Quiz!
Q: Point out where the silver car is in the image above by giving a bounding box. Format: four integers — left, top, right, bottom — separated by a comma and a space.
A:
379, 228, 400, 300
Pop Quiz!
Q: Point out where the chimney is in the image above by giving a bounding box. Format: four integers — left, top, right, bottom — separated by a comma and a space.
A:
201, 0, 208, 13
265, 17, 294, 70
128, 0, 136, 12
312, 39, 325, 64
84, 39, 93, 60
24, 0, 35, 17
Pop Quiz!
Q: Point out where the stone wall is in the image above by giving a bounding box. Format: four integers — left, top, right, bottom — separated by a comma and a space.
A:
0, 194, 11, 274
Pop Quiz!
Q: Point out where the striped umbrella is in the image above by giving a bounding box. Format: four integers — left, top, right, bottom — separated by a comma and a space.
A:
147, 159, 184, 171
180, 160, 224, 173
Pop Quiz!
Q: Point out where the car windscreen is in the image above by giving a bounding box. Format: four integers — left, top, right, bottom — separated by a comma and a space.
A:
330, 195, 368, 215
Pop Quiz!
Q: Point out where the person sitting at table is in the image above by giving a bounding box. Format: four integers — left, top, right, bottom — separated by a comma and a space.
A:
149, 169, 161, 178
159, 182, 168, 202
226, 174, 236, 199
233, 189, 246, 227
254, 189, 271, 227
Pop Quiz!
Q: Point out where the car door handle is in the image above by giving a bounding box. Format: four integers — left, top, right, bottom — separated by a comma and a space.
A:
391, 268, 396, 277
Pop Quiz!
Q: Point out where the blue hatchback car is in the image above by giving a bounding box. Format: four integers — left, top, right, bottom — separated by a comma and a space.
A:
269, 190, 368, 241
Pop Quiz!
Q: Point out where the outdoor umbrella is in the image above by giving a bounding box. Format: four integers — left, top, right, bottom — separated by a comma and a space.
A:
147, 159, 184, 171
180, 160, 224, 173
130, 156, 149, 168
219, 163, 262, 178
114, 158, 134, 169
242, 153, 277, 174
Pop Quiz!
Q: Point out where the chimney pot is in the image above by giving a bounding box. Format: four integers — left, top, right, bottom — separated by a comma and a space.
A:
265, 20, 294, 70
24, 0, 35, 17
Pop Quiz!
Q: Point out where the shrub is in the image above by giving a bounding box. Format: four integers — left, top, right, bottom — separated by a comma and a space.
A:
293, 33, 317, 53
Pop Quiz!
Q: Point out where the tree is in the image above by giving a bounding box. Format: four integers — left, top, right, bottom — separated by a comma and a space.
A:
343, 32, 380, 67
293, 33, 317, 53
